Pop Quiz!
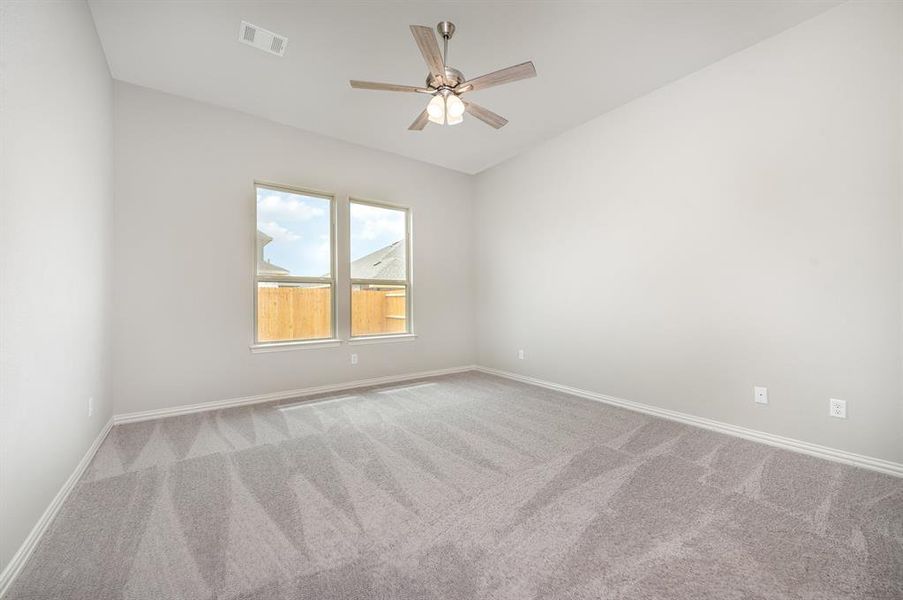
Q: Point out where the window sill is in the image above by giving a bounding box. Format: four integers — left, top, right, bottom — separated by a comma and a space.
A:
348, 334, 418, 346
250, 339, 342, 353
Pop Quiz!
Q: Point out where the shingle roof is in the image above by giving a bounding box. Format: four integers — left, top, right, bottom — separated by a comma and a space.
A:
350, 240, 405, 280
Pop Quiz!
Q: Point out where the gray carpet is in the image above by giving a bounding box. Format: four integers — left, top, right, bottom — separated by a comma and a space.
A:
7, 372, 902, 599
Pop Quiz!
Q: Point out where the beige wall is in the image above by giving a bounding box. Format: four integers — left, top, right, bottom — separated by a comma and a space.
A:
0, 0, 114, 572
112, 82, 476, 415
474, 1, 903, 462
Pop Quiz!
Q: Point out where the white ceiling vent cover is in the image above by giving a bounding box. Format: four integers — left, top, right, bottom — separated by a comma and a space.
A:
238, 21, 287, 57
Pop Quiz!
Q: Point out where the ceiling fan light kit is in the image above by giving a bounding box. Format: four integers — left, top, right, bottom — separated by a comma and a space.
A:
350, 21, 536, 130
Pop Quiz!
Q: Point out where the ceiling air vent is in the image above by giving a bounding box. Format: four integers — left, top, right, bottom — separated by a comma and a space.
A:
238, 21, 287, 57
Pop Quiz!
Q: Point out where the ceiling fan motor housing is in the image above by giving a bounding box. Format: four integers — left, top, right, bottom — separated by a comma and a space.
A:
427, 67, 465, 90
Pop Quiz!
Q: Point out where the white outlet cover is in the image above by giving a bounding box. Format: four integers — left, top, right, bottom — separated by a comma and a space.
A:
754, 386, 768, 405
350, 353, 358, 365
517, 349, 525, 360
829, 398, 847, 419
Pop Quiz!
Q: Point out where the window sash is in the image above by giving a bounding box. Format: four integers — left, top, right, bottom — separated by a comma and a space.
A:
259, 275, 333, 285
254, 183, 337, 345
350, 278, 406, 286
349, 198, 411, 339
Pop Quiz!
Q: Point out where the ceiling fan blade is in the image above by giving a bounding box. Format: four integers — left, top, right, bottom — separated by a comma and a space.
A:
464, 101, 508, 129
408, 109, 430, 131
350, 80, 430, 93
457, 61, 536, 93
410, 25, 445, 82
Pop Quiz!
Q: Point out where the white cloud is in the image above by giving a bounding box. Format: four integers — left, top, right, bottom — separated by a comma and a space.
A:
313, 240, 331, 267
258, 193, 326, 223
258, 220, 300, 242
351, 204, 405, 241
357, 218, 404, 240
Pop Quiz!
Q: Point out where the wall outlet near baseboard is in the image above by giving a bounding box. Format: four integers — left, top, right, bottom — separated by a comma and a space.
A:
88, 397, 94, 417
350, 353, 358, 365
517, 349, 525, 360
829, 398, 847, 419
754, 386, 768, 404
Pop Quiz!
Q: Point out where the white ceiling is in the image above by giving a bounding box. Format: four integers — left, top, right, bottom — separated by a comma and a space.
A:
88, 1, 840, 174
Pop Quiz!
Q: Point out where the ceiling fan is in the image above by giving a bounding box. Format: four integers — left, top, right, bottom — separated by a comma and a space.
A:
350, 21, 536, 130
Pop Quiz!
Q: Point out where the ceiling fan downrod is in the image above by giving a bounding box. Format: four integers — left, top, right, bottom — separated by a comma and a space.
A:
437, 21, 455, 73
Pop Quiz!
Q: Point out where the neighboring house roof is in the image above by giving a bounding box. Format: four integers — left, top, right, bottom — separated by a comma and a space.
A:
351, 240, 405, 280
256, 230, 290, 275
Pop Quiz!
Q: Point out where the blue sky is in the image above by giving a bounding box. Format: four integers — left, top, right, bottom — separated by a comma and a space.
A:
350, 201, 406, 263
256, 188, 405, 276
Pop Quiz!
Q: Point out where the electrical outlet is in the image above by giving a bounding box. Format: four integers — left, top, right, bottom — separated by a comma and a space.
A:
350, 353, 358, 365
754, 386, 768, 405
829, 398, 847, 419
517, 349, 525, 360
88, 397, 94, 418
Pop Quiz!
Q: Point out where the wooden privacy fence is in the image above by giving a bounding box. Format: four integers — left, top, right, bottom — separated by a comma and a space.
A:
257, 286, 406, 342
351, 288, 407, 337
257, 286, 331, 342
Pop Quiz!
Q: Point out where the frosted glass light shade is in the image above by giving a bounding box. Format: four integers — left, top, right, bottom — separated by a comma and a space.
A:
427, 95, 445, 124
446, 94, 465, 118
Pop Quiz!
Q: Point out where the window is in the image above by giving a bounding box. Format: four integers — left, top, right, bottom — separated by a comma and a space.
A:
254, 184, 334, 343
350, 200, 411, 337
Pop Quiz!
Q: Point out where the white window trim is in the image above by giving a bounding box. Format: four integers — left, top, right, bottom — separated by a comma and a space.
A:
250, 339, 343, 353
347, 333, 418, 346
349, 197, 413, 339
251, 181, 337, 348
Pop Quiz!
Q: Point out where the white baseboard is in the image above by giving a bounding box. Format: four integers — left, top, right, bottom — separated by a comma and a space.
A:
0, 417, 114, 598
112, 362, 903, 476
113, 365, 477, 424
475, 366, 903, 478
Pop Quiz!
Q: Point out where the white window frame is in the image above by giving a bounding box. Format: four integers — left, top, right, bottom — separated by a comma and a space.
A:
349, 197, 413, 341
251, 181, 338, 351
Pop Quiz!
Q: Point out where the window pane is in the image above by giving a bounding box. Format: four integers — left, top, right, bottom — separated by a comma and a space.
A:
257, 282, 332, 342
351, 284, 407, 336
256, 187, 331, 278
350, 202, 406, 280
